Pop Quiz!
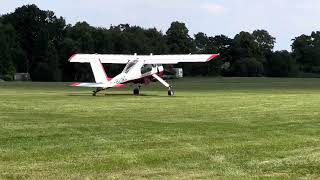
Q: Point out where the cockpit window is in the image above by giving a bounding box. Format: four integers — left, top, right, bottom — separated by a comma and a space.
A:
124, 60, 138, 73
141, 64, 153, 74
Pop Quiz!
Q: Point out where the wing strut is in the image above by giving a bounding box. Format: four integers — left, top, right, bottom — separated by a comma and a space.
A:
152, 74, 174, 96
152, 74, 170, 87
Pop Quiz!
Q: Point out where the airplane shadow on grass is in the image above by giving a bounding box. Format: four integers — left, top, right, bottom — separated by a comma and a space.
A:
67, 92, 169, 97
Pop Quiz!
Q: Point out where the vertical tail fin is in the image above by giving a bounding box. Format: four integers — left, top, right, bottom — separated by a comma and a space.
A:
90, 59, 109, 84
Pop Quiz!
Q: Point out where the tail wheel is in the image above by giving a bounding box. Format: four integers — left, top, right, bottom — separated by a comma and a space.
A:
92, 87, 103, 96
92, 90, 98, 96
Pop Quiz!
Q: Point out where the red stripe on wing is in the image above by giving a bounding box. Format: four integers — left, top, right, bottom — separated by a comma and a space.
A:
69, 82, 80, 86
207, 54, 219, 61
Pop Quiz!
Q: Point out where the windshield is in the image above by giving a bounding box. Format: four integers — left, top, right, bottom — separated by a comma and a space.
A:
123, 60, 138, 73
141, 64, 153, 74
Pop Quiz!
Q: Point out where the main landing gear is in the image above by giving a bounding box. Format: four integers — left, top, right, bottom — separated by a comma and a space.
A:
168, 86, 174, 96
133, 85, 141, 95
92, 75, 174, 96
132, 85, 173, 96
151, 74, 174, 96
92, 87, 103, 96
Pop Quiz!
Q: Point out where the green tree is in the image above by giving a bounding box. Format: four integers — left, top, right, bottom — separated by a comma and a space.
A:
209, 35, 232, 76
252, 30, 276, 56
2, 4, 47, 74
194, 32, 209, 53
144, 28, 168, 54
1, 4, 66, 81
228, 32, 264, 76
292, 32, 320, 73
66, 22, 95, 53
231, 57, 264, 77
266, 51, 298, 77
192, 33, 232, 76
0, 23, 17, 77
59, 37, 81, 81
232, 31, 260, 58
166, 21, 195, 54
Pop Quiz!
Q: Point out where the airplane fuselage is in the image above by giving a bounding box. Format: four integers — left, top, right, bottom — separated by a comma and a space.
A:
107, 59, 164, 87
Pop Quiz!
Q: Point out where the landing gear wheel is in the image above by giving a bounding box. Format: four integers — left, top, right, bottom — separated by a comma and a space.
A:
133, 88, 140, 95
168, 87, 174, 96
93, 88, 102, 96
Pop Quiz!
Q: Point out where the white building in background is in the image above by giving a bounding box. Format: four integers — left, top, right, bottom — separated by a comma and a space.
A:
164, 68, 183, 79
14, 73, 30, 81
173, 68, 183, 78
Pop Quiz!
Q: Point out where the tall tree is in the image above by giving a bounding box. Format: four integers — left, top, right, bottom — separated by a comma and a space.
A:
228, 32, 264, 76
292, 32, 320, 73
194, 32, 209, 53
2, 4, 47, 74
66, 22, 95, 53
232, 31, 260, 58
144, 28, 168, 54
209, 35, 232, 76
1, 4, 66, 80
252, 29, 276, 56
166, 21, 195, 54
193, 33, 232, 76
266, 51, 298, 77
0, 23, 18, 77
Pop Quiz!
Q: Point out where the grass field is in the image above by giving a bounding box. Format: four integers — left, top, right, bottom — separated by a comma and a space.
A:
1, 78, 320, 179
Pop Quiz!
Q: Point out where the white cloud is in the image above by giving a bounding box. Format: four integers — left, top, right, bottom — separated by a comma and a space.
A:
201, 3, 226, 14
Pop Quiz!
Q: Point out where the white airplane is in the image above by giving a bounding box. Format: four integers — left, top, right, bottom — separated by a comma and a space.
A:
69, 53, 219, 96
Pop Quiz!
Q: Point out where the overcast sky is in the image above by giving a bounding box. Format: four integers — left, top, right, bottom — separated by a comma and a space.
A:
1, 0, 320, 51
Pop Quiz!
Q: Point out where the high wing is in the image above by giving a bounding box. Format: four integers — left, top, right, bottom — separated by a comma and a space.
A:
143, 54, 219, 64
69, 54, 132, 64
69, 54, 219, 64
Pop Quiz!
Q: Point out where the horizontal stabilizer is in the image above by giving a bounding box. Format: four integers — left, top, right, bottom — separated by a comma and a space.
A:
69, 82, 125, 88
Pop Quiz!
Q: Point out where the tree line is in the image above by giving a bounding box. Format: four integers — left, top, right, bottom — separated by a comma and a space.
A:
0, 4, 320, 81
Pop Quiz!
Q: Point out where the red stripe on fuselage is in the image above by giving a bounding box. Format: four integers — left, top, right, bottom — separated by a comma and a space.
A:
113, 84, 126, 88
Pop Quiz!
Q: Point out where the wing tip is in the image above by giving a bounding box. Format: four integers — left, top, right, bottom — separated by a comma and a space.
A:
68, 54, 77, 62
207, 54, 219, 62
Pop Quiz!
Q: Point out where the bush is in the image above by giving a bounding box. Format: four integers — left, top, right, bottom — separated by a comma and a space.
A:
266, 51, 299, 77
231, 58, 264, 77
297, 72, 320, 78
3, 74, 13, 81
